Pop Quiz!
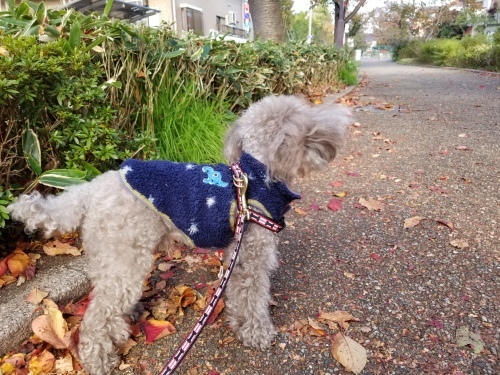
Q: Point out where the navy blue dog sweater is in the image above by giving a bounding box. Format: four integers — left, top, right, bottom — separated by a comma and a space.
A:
120, 153, 301, 248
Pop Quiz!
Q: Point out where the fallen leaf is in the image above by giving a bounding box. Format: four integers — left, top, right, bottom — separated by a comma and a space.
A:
328, 198, 343, 211
31, 304, 69, 349
331, 332, 367, 374
7, 249, 31, 277
307, 317, 327, 336
456, 326, 484, 354
294, 207, 308, 215
345, 171, 360, 177
310, 203, 321, 211
333, 191, 348, 198
344, 272, 356, 279
358, 198, 384, 212
436, 219, 454, 231
455, 145, 472, 151
318, 311, 359, 331
204, 286, 225, 324
28, 350, 55, 375
458, 133, 467, 138
370, 253, 383, 261
450, 239, 469, 249
140, 319, 176, 343
329, 181, 344, 187
157, 262, 175, 271
43, 240, 81, 256
25, 287, 49, 304
429, 319, 444, 329
404, 216, 424, 229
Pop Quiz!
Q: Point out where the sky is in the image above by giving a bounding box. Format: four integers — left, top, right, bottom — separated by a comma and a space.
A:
291, 0, 389, 14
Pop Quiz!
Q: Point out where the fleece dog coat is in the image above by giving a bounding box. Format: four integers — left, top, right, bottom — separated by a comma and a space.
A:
120, 153, 301, 248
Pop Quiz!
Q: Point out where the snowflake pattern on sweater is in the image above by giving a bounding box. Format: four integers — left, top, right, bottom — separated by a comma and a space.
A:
120, 153, 301, 248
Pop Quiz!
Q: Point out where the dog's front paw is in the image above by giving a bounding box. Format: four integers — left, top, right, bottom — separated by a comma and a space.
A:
233, 320, 277, 350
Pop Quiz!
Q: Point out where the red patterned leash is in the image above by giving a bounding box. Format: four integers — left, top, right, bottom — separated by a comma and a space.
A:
158, 161, 273, 375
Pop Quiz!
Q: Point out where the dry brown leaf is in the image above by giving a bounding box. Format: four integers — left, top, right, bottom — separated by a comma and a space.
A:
31, 305, 69, 349
28, 349, 55, 374
404, 216, 424, 229
7, 249, 32, 277
25, 287, 49, 305
43, 240, 81, 256
359, 197, 384, 212
331, 332, 368, 374
318, 311, 359, 331
450, 239, 469, 249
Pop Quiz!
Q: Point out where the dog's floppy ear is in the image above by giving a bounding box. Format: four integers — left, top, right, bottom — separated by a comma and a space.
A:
301, 105, 351, 173
223, 123, 243, 163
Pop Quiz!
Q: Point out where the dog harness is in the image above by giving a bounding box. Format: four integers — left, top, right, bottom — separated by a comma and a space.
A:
120, 153, 301, 248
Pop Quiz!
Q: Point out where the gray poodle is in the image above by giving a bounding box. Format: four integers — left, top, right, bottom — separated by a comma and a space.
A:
9, 95, 351, 374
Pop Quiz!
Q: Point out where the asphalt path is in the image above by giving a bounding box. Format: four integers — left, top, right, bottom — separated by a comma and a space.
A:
114, 59, 499, 374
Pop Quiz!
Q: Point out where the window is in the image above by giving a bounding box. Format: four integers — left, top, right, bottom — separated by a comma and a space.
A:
181, 6, 203, 34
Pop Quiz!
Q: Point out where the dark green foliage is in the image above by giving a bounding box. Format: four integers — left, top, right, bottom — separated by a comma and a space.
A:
0, 1, 357, 231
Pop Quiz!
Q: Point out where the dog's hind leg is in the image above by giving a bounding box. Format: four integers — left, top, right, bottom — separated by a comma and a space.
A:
76, 176, 168, 374
225, 225, 279, 349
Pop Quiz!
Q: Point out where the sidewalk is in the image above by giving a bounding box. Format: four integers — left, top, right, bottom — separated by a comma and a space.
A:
2, 60, 499, 375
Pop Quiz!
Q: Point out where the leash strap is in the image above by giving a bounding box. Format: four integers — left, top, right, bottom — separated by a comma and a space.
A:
158, 161, 249, 375
159, 213, 247, 375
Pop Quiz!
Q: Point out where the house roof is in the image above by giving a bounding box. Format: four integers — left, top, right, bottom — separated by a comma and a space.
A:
65, 0, 160, 22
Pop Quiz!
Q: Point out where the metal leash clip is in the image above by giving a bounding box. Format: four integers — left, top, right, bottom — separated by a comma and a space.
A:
233, 172, 250, 220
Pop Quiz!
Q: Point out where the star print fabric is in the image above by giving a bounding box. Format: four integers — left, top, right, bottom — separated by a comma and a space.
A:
120, 153, 301, 248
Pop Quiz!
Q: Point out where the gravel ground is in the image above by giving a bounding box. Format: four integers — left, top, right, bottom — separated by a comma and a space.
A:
113, 59, 499, 375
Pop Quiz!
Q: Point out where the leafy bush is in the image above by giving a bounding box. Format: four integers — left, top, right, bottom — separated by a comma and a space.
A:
392, 40, 420, 60
0, 1, 355, 188
0, 188, 14, 229
394, 35, 499, 71
337, 60, 359, 86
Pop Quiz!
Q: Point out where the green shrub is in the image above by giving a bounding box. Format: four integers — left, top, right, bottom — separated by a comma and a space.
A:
0, 187, 14, 229
338, 60, 359, 85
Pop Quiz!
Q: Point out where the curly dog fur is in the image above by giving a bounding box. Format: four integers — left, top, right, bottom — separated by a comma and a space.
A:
9, 95, 351, 374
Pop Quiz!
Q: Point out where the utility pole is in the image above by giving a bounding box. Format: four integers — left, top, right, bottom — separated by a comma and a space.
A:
307, 1, 313, 44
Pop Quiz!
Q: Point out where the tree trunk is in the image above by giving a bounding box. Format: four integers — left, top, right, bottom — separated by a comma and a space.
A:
334, 0, 345, 47
334, 0, 366, 48
248, 0, 286, 42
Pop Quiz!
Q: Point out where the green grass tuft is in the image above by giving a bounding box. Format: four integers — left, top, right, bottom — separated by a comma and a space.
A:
153, 76, 237, 164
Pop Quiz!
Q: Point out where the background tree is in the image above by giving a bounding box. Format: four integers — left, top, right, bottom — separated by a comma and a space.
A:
288, 3, 335, 44
331, 0, 366, 47
249, 0, 286, 42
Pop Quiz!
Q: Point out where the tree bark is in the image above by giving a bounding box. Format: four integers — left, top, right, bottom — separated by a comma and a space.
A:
248, 0, 286, 42
334, 0, 366, 47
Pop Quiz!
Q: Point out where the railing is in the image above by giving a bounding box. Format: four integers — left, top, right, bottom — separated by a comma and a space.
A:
218, 24, 246, 38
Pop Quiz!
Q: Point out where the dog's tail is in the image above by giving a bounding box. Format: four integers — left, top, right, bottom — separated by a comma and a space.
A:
8, 182, 92, 238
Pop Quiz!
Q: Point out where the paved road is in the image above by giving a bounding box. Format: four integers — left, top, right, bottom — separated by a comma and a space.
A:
113, 60, 499, 374
1, 59, 498, 375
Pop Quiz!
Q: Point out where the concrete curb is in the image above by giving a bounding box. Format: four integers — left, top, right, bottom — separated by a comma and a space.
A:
396, 60, 500, 76
0, 255, 91, 355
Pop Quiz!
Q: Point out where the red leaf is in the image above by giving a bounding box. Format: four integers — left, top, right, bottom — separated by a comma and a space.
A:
370, 253, 383, 261
345, 171, 360, 177
429, 319, 444, 329
436, 219, 454, 231
160, 270, 175, 279
310, 203, 321, 211
328, 198, 343, 211
455, 145, 472, 151
329, 181, 344, 187
140, 319, 176, 343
